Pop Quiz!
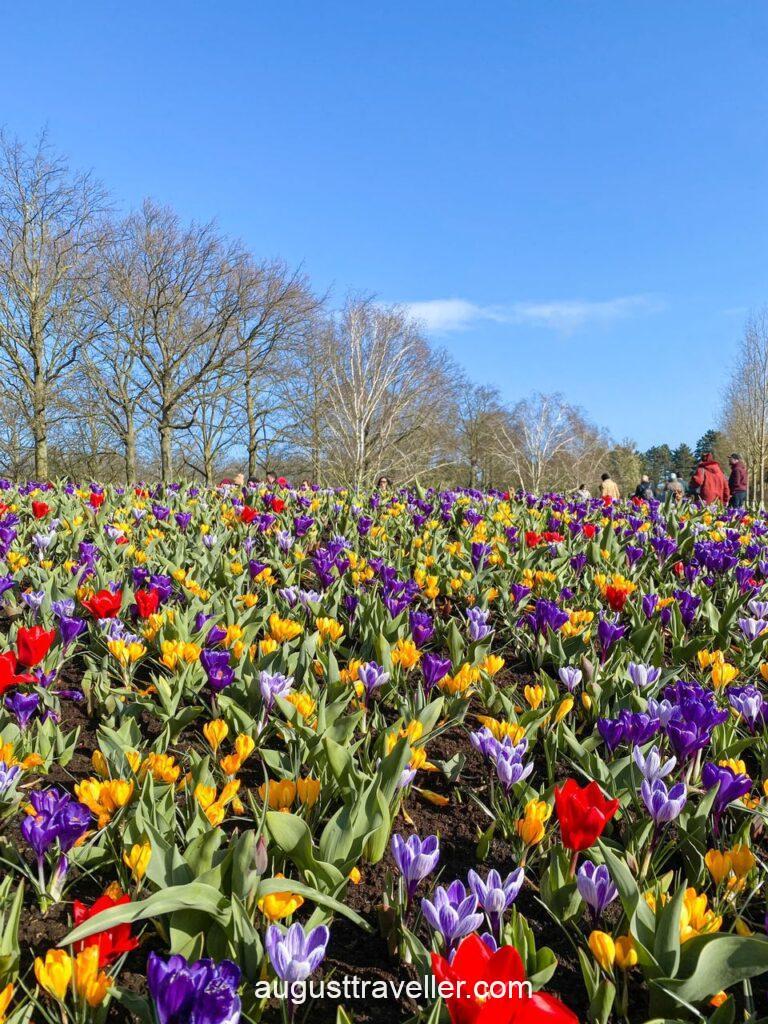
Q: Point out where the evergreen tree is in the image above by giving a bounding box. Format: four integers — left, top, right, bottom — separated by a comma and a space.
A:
642, 444, 673, 485
671, 443, 695, 479
694, 430, 730, 467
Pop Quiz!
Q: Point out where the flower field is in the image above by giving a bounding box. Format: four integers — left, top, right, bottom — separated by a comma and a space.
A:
0, 481, 767, 1024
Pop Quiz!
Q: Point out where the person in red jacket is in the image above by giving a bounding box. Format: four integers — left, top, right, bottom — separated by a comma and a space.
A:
728, 453, 749, 509
689, 452, 730, 505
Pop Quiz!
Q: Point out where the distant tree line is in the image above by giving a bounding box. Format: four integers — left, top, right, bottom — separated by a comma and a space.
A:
0, 131, 738, 493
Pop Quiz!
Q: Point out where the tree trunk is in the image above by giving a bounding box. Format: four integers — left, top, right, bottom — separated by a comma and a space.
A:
159, 419, 173, 482
125, 418, 137, 485
204, 441, 214, 486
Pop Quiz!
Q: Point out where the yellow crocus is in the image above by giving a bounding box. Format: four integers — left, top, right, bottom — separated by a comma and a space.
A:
123, 841, 152, 881
268, 613, 303, 643
0, 982, 13, 1023
588, 931, 615, 973
35, 948, 72, 1001
614, 935, 637, 970
259, 778, 297, 811
524, 684, 545, 709
203, 719, 229, 751
296, 776, 321, 807
73, 946, 112, 1006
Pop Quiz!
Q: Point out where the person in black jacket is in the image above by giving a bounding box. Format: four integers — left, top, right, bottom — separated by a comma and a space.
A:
634, 475, 655, 500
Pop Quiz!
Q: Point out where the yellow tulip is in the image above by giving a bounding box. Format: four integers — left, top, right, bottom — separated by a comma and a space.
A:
258, 875, 304, 921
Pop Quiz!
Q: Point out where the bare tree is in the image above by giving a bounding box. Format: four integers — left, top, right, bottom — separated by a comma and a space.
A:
120, 200, 244, 481
234, 259, 320, 480
721, 309, 768, 505
456, 381, 509, 488
0, 133, 109, 477
85, 218, 153, 483
322, 298, 457, 490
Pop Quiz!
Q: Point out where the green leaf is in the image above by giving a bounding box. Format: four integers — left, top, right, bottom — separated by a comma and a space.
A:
654, 934, 768, 1007
598, 840, 656, 951
653, 884, 684, 976
63, 883, 230, 944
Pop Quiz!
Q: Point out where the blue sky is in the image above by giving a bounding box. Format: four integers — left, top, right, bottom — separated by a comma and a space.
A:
2, 1, 766, 450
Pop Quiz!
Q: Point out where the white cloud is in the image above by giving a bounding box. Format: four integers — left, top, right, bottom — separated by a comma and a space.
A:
404, 295, 662, 335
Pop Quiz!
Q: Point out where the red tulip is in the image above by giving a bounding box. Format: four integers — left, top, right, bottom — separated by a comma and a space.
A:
240, 505, 258, 524
271, 497, 285, 513
582, 523, 597, 539
134, 588, 160, 619
0, 651, 34, 695
16, 625, 56, 667
89, 492, 105, 509
31, 500, 50, 519
555, 779, 619, 852
605, 585, 629, 613
277, 476, 287, 487
72, 893, 139, 967
83, 588, 123, 619
432, 933, 578, 1024
525, 531, 542, 548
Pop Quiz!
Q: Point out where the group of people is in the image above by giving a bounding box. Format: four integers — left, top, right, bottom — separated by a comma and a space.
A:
217, 473, 393, 491
577, 452, 750, 508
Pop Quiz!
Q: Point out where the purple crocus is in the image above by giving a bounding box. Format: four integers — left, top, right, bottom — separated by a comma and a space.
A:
0, 761, 21, 794
358, 662, 389, 700
632, 744, 676, 782
421, 880, 484, 949
738, 617, 768, 642
421, 653, 452, 693
258, 670, 293, 711
627, 663, 661, 689
727, 686, 768, 732
409, 611, 434, 648
5, 690, 38, 728
597, 616, 627, 660
200, 649, 234, 693
21, 787, 91, 861
265, 922, 330, 984
391, 833, 440, 899
558, 666, 582, 692
147, 952, 241, 1024
466, 607, 492, 642
641, 778, 687, 824
59, 615, 87, 649
467, 867, 524, 939
576, 861, 618, 919
701, 763, 752, 821
494, 747, 533, 790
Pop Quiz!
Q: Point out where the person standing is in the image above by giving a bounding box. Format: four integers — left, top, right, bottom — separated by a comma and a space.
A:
667, 473, 684, 504
600, 473, 620, 501
728, 453, 748, 508
634, 475, 654, 500
689, 452, 730, 505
